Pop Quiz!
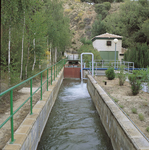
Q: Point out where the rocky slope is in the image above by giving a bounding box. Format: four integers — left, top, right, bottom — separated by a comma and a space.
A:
63, 0, 121, 53
63, 0, 97, 53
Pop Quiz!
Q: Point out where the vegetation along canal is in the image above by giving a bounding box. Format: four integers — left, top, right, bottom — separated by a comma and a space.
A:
37, 79, 113, 150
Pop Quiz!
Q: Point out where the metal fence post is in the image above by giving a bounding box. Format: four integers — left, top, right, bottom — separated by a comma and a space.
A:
51, 66, 52, 85
30, 79, 33, 115
10, 90, 15, 144
56, 63, 57, 77
41, 73, 42, 100
47, 69, 48, 91
54, 65, 55, 81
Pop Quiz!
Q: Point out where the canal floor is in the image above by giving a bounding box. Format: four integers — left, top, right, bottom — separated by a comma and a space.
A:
37, 79, 113, 150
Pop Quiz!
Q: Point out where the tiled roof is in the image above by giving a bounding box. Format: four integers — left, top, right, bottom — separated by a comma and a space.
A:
92, 33, 122, 41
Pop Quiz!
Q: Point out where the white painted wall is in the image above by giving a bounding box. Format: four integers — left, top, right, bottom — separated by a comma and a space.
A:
92, 39, 122, 61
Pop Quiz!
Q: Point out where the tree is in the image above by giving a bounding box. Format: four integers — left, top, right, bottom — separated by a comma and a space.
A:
103, 1, 149, 47
91, 15, 106, 37
124, 43, 149, 68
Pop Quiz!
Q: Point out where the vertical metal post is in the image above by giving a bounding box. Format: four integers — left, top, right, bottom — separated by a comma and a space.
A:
102, 60, 103, 68
56, 63, 57, 77
114, 43, 116, 69
81, 54, 83, 79
10, 90, 15, 144
51, 66, 52, 85
41, 73, 42, 100
47, 69, 48, 91
128, 63, 129, 73
81, 53, 94, 79
30, 79, 33, 115
92, 54, 94, 76
54, 65, 55, 81
96, 62, 97, 75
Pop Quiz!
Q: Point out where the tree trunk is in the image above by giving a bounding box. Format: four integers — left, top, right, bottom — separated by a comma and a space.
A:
20, 12, 25, 80
55, 47, 57, 63
25, 42, 30, 79
32, 38, 36, 71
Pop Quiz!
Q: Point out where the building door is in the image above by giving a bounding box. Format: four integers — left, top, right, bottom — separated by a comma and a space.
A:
100, 51, 118, 61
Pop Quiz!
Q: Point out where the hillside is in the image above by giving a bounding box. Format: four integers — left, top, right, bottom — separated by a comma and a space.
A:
63, 0, 121, 53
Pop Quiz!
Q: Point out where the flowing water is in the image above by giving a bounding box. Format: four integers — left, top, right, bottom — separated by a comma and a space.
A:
37, 79, 113, 150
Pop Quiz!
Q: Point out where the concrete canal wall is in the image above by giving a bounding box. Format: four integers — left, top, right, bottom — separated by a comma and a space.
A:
87, 75, 149, 150
3, 69, 64, 150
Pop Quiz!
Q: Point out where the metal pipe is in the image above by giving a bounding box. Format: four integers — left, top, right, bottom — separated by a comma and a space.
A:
41, 73, 42, 100
30, 79, 33, 115
51, 66, 52, 85
10, 90, 15, 144
81, 53, 94, 80
47, 69, 48, 91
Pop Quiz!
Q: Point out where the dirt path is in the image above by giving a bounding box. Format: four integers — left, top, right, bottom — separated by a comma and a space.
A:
94, 76, 149, 140
0, 70, 54, 149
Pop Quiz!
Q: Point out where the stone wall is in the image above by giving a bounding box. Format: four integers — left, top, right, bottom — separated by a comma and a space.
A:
87, 75, 149, 150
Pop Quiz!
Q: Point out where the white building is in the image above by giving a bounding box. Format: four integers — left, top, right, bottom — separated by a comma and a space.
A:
92, 33, 124, 61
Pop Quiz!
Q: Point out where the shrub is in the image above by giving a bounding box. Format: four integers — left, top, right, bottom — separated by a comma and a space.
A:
146, 127, 149, 132
139, 113, 144, 121
119, 105, 124, 108
105, 68, 115, 80
103, 2, 111, 10
117, 65, 127, 86
95, 4, 108, 19
64, 9, 72, 13
80, 38, 92, 45
128, 73, 142, 95
124, 43, 149, 68
78, 44, 101, 67
131, 108, 137, 114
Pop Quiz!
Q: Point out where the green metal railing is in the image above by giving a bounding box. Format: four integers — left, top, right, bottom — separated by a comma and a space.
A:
0, 59, 66, 144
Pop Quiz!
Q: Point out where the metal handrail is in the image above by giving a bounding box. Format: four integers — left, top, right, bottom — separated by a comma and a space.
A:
0, 59, 66, 144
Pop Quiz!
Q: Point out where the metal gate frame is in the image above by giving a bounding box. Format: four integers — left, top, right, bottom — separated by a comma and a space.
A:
81, 52, 94, 80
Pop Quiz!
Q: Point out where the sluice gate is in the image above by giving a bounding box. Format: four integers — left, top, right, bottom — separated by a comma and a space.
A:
64, 60, 81, 79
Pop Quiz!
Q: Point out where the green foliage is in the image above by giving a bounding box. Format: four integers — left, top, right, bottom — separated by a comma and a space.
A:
141, 19, 149, 43
103, 2, 111, 10
105, 68, 115, 80
128, 71, 142, 95
138, 113, 144, 121
146, 126, 149, 132
140, 68, 149, 91
80, 38, 92, 45
103, 1, 149, 47
91, 15, 106, 37
131, 108, 137, 114
124, 43, 149, 68
117, 65, 127, 86
1, 0, 71, 85
115, 0, 124, 2
78, 44, 101, 65
95, 3, 111, 19
114, 98, 119, 102
119, 105, 124, 108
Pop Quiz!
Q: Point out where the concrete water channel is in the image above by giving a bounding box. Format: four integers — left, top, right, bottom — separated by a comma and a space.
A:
37, 79, 113, 150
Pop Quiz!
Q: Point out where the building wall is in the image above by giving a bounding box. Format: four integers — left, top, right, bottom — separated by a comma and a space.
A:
92, 39, 122, 61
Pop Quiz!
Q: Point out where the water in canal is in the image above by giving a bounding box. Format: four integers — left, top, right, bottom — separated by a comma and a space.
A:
37, 79, 113, 150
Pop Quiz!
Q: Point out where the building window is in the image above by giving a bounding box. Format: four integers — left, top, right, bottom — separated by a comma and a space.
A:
107, 41, 111, 46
